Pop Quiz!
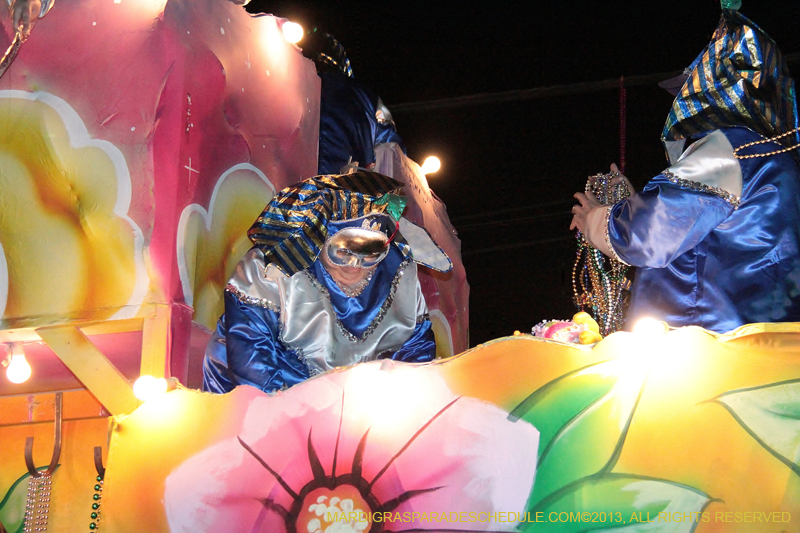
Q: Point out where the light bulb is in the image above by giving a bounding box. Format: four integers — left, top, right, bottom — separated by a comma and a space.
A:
133, 375, 168, 401
633, 317, 669, 336
420, 156, 441, 175
6, 344, 31, 384
282, 21, 304, 44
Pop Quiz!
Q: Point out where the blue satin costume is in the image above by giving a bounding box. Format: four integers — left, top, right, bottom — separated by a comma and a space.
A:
203, 245, 436, 394
318, 72, 405, 175
298, 32, 405, 175
202, 171, 446, 395
609, 127, 800, 333
595, 10, 800, 334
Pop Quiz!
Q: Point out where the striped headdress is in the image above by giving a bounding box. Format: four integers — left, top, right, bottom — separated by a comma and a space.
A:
662, 10, 799, 162
247, 170, 408, 275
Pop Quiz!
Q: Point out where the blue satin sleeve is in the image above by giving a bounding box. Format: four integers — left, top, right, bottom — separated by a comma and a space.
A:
385, 319, 436, 363
201, 292, 310, 394
374, 123, 405, 152
202, 318, 234, 393
318, 71, 405, 175
608, 175, 736, 268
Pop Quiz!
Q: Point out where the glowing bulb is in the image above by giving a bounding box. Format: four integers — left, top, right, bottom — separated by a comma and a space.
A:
346, 362, 441, 438
6, 345, 31, 384
420, 156, 441, 175
133, 375, 168, 401
282, 21, 304, 44
633, 317, 669, 336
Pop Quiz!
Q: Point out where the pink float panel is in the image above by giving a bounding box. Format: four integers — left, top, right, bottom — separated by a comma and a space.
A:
375, 144, 469, 356
0, 0, 320, 387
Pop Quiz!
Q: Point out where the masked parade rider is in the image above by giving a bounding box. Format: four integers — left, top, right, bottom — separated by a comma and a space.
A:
203, 171, 452, 393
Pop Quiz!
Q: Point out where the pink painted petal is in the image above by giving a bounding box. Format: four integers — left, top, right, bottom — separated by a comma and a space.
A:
165, 361, 539, 532
366, 398, 538, 531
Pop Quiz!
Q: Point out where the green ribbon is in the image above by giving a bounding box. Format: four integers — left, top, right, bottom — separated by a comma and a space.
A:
721, 0, 741, 11
375, 193, 408, 221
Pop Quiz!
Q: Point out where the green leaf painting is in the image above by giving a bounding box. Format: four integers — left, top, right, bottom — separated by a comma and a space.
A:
508, 356, 715, 532
713, 378, 800, 476
524, 474, 710, 533
0, 473, 30, 533
510, 358, 648, 510
0, 467, 53, 533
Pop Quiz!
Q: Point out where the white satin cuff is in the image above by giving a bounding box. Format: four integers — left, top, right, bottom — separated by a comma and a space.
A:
584, 206, 612, 254
584, 205, 629, 265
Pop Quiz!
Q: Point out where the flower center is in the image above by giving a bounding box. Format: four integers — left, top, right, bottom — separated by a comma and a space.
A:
299, 485, 373, 533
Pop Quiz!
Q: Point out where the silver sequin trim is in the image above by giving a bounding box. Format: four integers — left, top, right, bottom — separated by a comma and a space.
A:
225, 283, 281, 313
416, 313, 430, 324
376, 348, 396, 359
604, 206, 630, 266
662, 169, 741, 209
277, 319, 321, 378
227, 284, 320, 380
305, 258, 412, 343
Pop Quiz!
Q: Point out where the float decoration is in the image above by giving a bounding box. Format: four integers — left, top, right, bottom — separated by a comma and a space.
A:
95, 324, 800, 532
0, 0, 322, 400
374, 143, 469, 357
532, 311, 602, 345
0, 0, 320, 529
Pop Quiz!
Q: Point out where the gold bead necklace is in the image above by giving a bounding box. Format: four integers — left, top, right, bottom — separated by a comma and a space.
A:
733, 126, 800, 159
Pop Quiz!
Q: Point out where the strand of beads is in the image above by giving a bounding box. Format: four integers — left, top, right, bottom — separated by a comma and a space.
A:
571, 234, 589, 308
733, 125, 800, 159
23, 473, 51, 532
23, 477, 36, 533
90, 474, 103, 531
572, 171, 631, 336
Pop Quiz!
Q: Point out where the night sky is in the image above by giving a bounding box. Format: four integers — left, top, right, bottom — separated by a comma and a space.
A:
249, 1, 800, 345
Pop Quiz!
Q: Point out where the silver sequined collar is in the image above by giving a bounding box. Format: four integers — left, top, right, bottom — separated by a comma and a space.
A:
225, 283, 280, 312
304, 258, 412, 343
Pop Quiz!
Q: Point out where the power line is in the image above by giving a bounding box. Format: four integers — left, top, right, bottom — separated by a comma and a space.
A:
390, 71, 681, 113
455, 211, 571, 231
461, 235, 575, 257
448, 199, 574, 225
389, 52, 800, 113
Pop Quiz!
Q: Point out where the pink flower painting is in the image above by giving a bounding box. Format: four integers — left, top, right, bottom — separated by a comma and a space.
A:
164, 361, 539, 532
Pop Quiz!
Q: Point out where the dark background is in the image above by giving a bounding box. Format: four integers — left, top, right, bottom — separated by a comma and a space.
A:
247, 1, 800, 346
